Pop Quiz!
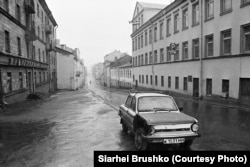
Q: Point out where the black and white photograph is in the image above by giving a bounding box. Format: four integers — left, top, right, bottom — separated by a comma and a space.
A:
0, 0, 250, 166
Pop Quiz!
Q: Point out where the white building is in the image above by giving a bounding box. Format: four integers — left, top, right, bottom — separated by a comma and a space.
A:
131, 0, 250, 104
56, 43, 85, 90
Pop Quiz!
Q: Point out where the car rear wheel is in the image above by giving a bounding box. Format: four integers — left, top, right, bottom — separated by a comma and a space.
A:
134, 128, 148, 151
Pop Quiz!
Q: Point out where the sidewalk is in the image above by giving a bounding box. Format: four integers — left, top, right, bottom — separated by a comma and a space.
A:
103, 85, 250, 112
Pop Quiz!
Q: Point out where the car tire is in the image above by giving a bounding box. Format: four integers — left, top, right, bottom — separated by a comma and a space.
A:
180, 140, 193, 150
134, 128, 148, 151
122, 122, 128, 133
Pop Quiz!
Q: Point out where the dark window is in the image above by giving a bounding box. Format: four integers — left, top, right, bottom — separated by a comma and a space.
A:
221, 0, 232, 14
150, 75, 153, 85
184, 77, 188, 91
17, 37, 21, 56
241, 24, 250, 53
206, 34, 214, 57
6, 72, 12, 93
145, 31, 148, 46
174, 13, 179, 33
16, 4, 21, 22
175, 77, 179, 89
222, 80, 229, 93
142, 75, 144, 84
205, 0, 214, 20
154, 25, 158, 42
168, 76, 171, 88
146, 75, 148, 84
221, 29, 231, 55
166, 17, 171, 37
161, 76, 164, 87
160, 22, 164, 40
182, 8, 188, 30
155, 76, 158, 86
192, 2, 199, 26
19, 72, 23, 89
206, 78, 212, 95
182, 41, 188, 60
145, 53, 148, 65
5, 31, 10, 53
193, 38, 199, 59
160, 48, 164, 62
4, 0, 9, 12
154, 50, 158, 64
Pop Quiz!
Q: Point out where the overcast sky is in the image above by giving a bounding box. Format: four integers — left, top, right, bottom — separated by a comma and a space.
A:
46, 0, 171, 68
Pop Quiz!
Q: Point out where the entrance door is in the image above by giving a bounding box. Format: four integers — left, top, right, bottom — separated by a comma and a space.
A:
239, 78, 250, 104
193, 78, 199, 97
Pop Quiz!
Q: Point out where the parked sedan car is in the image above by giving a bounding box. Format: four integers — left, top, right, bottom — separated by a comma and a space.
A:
119, 92, 200, 150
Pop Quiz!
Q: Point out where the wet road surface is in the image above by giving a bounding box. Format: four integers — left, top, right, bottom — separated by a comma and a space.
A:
0, 78, 250, 166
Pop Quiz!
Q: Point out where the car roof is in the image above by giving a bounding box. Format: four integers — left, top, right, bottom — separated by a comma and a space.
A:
129, 92, 171, 98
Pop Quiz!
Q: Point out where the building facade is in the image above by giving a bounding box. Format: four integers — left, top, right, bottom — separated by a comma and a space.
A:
131, 0, 250, 104
0, 0, 57, 104
56, 43, 86, 90
110, 54, 132, 89
103, 50, 127, 87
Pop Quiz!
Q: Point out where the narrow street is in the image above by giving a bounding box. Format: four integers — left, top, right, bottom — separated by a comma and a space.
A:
0, 77, 250, 166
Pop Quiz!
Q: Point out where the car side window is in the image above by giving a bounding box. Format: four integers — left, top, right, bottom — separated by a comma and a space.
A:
125, 96, 132, 108
130, 97, 136, 111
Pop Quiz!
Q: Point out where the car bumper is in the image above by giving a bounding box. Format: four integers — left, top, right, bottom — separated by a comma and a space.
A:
142, 132, 200, 144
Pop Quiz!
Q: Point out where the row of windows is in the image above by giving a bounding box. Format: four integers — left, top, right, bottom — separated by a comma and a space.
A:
2, 0, 53, 42
2, 0, 50, 25
136, 74, 230, 95
111, 70, 132, 78
132, 0, 250, 51
133, 24, 250, 67
4, 30, 53, 64
4, 71, 53, 94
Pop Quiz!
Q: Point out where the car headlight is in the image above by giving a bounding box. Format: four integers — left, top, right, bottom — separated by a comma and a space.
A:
191, 123, 199, 132
148, 126, 155, 135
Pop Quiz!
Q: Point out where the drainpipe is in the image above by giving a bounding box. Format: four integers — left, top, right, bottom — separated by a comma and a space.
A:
199, 0, 204, 99
150, 20, 155, 90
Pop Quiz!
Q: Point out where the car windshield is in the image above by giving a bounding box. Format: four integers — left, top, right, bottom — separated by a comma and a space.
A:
137, 96, 178, 112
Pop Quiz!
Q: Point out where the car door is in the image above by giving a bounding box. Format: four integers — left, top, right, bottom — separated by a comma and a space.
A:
120, 95, 132, 127
127, 97, 137, 131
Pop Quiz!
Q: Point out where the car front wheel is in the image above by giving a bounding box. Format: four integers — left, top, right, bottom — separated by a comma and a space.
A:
134, 128, 148, 151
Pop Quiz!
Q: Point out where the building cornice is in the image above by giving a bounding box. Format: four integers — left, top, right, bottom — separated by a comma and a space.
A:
39, 0, 58, 26
131, 0, 185, 38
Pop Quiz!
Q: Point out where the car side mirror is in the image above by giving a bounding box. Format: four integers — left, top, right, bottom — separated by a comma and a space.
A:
179, 107, 183, 112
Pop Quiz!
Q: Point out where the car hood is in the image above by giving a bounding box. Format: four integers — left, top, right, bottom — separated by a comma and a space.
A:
139, 112, 196, 125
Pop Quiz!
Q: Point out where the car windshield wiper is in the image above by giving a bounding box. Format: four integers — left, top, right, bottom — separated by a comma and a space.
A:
153, 108, 171, 112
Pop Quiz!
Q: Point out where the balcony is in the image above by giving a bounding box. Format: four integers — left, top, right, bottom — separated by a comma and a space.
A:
24, 0, 35, 14
25, 21, 37, 41
45, 25, 52, 34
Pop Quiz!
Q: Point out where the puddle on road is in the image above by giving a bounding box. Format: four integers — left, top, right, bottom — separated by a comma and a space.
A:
0, 120, 55, 163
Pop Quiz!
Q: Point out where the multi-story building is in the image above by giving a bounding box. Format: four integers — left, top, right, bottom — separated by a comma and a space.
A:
103, 50, 128, 87
56, 43, 86, 90
131, 0, 250, 104
0, 0, 57, 104
110, 54, 132, 89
